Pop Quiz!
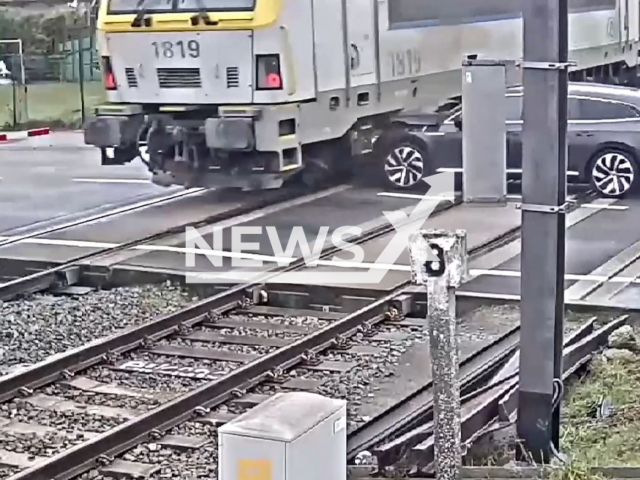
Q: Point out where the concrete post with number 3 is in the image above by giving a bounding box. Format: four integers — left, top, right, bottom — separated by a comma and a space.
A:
409, 229, 468, 480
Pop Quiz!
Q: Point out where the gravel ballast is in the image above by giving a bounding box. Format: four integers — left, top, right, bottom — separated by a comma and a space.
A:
0, 283, 195, 375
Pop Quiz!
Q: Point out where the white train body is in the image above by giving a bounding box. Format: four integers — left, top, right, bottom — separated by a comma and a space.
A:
85, 0, 640, 189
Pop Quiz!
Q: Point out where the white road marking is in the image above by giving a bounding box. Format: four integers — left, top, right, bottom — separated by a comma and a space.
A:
0, 187, 205, 249
73, 178, 152, 184
377, 192, 455, 201
456, 291, 521, 301
435, 167, 580, 176
3, 232, 640, 286
0, 234, 415, 271
579, 203, 629, 210
468, 268, 640, 284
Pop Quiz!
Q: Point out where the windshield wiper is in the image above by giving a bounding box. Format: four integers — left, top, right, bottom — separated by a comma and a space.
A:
190, 0, 218, 25
131, 0, 152, 27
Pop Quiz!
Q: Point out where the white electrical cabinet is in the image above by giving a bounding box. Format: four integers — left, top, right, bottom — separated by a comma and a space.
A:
218, 391, 347, 480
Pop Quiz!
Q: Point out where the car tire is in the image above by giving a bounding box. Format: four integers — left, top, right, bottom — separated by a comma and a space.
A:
589, 147, 639, 198
377, 131, 430, 190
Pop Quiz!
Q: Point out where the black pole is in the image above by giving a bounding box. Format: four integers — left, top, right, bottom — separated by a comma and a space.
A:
78, 33, 86, 125
517, 0, 568, 463
552, 0, 569, 450
11, 65, 17, 129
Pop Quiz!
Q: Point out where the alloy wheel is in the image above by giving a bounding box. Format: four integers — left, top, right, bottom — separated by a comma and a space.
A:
591, 151, 635, 197
384, 145, 425, 188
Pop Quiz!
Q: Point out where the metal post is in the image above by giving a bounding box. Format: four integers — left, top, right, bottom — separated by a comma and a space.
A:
78, 33, 86, 125
11, 66, 17, 129
517, 0, 568, 462
461, 59, 508, 204
409, 229, 468, 480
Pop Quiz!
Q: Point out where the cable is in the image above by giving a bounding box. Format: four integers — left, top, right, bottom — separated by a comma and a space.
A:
549, 378, 567, 465
552, 378, 564, 409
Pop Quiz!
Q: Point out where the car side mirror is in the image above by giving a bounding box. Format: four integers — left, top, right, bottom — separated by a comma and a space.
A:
453, 118, 462, 131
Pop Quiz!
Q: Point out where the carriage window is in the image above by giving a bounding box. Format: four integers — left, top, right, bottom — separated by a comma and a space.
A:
109, 0, 255, 13
175, 0, 254, 11
388, 0, 616, 28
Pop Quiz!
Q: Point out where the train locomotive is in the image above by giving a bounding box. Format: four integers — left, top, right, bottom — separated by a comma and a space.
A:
84, 0, 640, 190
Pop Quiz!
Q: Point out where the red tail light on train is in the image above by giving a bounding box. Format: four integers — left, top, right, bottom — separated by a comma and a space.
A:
102, 56, 117, 90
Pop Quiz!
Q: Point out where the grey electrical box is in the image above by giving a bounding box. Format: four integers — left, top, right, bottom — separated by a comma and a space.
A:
218, 392, 347, 480
461, 59, 508, 204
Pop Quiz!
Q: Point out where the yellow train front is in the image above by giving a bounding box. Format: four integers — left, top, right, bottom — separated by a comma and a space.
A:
85, 0, 321, 190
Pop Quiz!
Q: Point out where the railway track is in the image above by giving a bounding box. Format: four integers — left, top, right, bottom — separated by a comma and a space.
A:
0, 296, 432, 479
0, 184, 337, 301
0, 186, 604, 479
0, 285, 616, 480
0, 185, 489, 479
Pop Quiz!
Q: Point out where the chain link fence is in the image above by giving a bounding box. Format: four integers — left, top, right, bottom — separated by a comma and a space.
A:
0, 29, 106, 130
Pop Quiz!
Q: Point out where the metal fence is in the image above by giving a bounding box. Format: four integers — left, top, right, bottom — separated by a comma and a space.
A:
0, 33, 106, 130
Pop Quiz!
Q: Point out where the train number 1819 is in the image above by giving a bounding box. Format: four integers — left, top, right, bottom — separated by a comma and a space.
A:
152, 40, 201, 59
390, 48, 422, 77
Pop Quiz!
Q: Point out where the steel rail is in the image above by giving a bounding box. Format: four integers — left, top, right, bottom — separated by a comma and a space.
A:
410, 315, 629, 471
2, 194, 468, 480
8, 289, 398, 480
0, 194, 461, 403
348, 325, 520, 464
349, 315, 604, 465
0, 184, 324, 301
3, 187, 599, 479
0, 188, 204, 250
346, 188, 599, 462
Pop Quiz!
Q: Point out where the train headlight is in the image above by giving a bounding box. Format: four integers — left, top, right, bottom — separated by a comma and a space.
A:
256, 54, 282, 90
102, 56, 117, 91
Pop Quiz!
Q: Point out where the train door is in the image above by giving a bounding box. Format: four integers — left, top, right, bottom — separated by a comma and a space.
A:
345, 0, 377, 87
619, 0, 631, 44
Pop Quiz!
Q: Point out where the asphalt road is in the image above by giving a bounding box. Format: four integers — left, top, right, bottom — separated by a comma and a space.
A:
460, 197, 640, 296
0, 132, 178, 234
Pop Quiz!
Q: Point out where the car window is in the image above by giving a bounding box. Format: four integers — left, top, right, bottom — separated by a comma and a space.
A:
444, 95, 521, 123
568, 97, 581, 120
445, 108, 461, 123
572, 97, 640, 120
505, 95, 522, 121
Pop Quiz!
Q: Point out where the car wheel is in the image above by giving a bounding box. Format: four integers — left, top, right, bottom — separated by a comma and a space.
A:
381, 134, 428, 189
589, 148, 638, 198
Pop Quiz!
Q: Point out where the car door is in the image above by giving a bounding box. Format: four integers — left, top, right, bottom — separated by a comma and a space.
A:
429, 109, 463, 171
432, 96, 522, 173
567, 96, 640, 179
566, 96, 592, 177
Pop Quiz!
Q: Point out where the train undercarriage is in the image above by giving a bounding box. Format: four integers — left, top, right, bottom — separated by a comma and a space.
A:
86, 107, 375, 191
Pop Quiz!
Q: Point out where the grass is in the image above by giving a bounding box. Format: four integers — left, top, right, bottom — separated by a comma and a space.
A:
463, 323, 640, 480
560, 353, 640, 466
544, 340, 640, 480
0, 81, 106, 130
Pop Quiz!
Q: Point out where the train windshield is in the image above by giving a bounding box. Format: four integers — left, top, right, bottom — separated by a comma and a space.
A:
108, 0, 255, 14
